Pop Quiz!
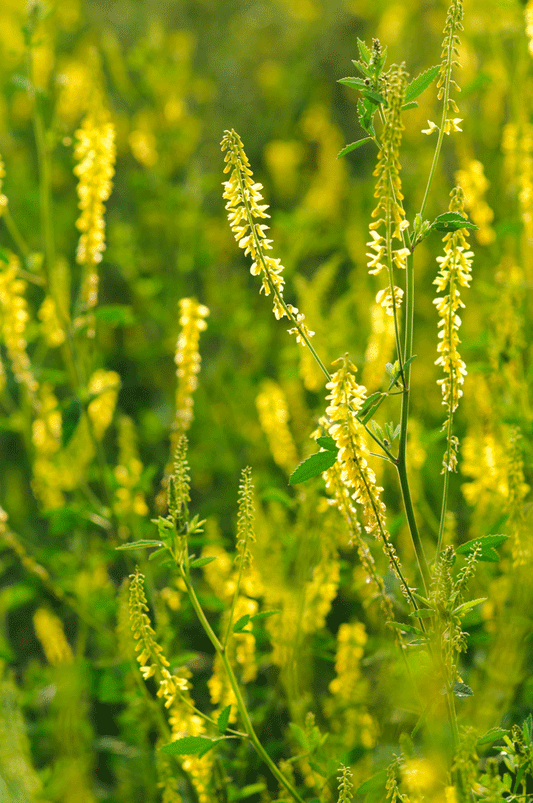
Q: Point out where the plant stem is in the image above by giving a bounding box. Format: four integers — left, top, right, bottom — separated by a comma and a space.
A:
180, 565, 306, 803
396, 251, 431, 595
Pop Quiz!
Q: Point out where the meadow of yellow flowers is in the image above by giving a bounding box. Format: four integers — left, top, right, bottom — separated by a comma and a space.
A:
0, 0, 533, 801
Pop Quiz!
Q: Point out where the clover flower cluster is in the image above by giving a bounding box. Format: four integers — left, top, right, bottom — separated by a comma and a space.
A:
326, 355, 387, 542
74, 112, 116, 311
366, 63, 410, 318
129, 568, 188, 708
221, 129, 314, 345
255, 379, 298, 473
433, 187, 473, 417
174, 297, 210, 435
0, 255, 38, 401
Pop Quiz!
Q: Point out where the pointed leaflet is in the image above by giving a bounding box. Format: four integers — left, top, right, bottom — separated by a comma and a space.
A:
159, 736, 218, 756
217, 705, 232, 734
337, 137, 373, 159
289, 450, 337, 485
456, 534, 508, 562
431, 212, 478, 232
404, 65, 440, 104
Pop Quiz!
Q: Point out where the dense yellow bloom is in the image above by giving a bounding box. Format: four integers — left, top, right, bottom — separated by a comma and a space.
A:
326, 356, 386, 541
256, 379, 298, 473
301, 553, 340, 633
433, 187, 473, 417
525, 0, 533, 57
32, 383, 64, 508
363, 302, 396, 391
221, 128, 314, 345
174, 297, 210, 435
0, 254, 38, 400
33, 608, 73, 666
37, 295, 66, 347
87, 369, 121, 439
455, 160, 495, 245
129, 569, 188, 708
73, 111, 116, 316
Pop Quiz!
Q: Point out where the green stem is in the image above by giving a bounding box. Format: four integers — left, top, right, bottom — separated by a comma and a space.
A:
180, 565, 305, 803
396, 252, 431, 595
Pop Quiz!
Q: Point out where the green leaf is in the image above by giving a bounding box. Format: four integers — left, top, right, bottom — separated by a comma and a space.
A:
316, 435, 337, 452
388, 621, 425, 636
116, 540, 164, 551
456, 534, 508, 562
189, 555, 217, 568
0, 247, 9, 264
453, 597, 487, 616
159, 736, 217, 756
62, 397, 83, 447
148, 546, 169, 561
404, 64, 440, 103
355, 769, 388, 794
477, 727, 509, 746
401, 101, 418, 110
228, 784, 267, 801
408, 608, 434, 619
338, 76, 367, 90
217, 705, 232, 734
454, 681, 473, 698
337, 137, 373, 159
357, 98, 376, 137
356, 38, 371, 64
233, 614, 251, 633
289, 450, 337, 485
288, 722, 308, 750
363, 89, 387, 106
94, 304, 135, 325
431, 211, 478, 232
250, 610, 280, 622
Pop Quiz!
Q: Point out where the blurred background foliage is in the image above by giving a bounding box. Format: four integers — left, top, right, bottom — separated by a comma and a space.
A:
1, 0, 533, 800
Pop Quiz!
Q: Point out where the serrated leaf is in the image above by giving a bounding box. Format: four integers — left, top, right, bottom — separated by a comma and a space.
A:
401, 101, 418, 110
289, 450, 337, 485
316, 436, 337, 452
233, 614, 251, 633
477, 727, 509, 746
148, 546, 169, 561
337, 137, 373, 159
338, 76, 367, 90
454, 681, 473, 698
159, 736, 217, 756
250, 610, 280, 622
116, 540, 164, 551
388, 621, 425, 636
356, 769, 388, 794
456, 534, 508, 562
431, 211, 478, 232
288, 722, 308, 749
356, 38, 371, 64
189, 555, 217, 568
217, 705, 232, 734
453, 597, 487, 615
363, 89, 388, 106
359, 391, 383, 415
408, 608, 434, 619
351, 59, 372, 78
404, 64, 440, 104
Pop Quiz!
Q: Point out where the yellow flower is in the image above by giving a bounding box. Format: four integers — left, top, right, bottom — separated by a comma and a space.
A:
174, 297, 210, 435
221, 129, 314, 346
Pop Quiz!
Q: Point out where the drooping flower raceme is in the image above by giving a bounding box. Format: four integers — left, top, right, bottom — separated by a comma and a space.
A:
433, 187, 473, 471
73, 112, 116, 321
221, 129, 314, 346
433, 187, 473, 415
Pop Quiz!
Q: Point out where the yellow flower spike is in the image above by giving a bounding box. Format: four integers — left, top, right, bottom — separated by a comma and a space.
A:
174, 297, 210, 436
73, 110, 116, 332
256, 379, 299, 473
33, 608, 73, 666
87, 369, 121, 439
0, 254, 38, 402
221, 129, 315, 347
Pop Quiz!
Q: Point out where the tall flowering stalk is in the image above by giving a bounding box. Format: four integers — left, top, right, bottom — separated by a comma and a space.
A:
434, 187, 473, 553
221, 129, 329, 377
73, 111, 116, 331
